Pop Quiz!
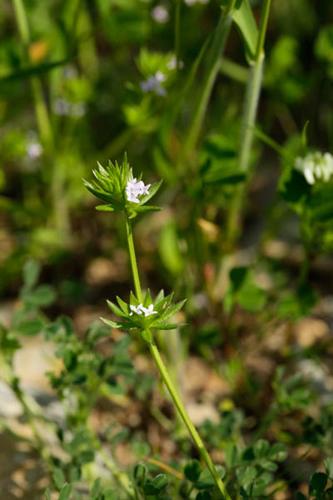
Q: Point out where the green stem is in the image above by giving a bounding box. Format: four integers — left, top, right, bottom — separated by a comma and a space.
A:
175, 0, 181, 71
125, 217, 143, 302
255, 0, 272, 61
149, 342, 230, 499
124, 216, 230, 498
12, 0, 53, 149
184, 2, 234, 154
226, 0, 272, 249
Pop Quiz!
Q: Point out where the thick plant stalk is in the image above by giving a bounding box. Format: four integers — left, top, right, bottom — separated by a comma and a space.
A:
125, 220, 231, 499
226, 0, 272, 249
184, 0, 236, 155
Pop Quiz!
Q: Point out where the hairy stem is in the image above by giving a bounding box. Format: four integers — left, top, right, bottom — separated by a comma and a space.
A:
149, 341, 231, 499
125, 217, 143, 302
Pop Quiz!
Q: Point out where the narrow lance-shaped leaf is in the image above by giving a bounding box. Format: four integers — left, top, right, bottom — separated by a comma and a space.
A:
233, 0, 259, 60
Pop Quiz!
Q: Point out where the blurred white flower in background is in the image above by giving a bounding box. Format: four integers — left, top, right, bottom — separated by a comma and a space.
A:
53, 98, 86, 117
295, 152, 333, 185
167, 55, 183, 70
26, 131, 43, 160
27, 141, 42, 160
151, 5, 169, 23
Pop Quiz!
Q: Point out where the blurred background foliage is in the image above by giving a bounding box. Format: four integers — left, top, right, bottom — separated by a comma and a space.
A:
1, 0, 332, 295
1, 0, 333, 497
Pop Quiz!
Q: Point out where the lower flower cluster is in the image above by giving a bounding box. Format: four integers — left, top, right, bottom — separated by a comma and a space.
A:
102, 290, 185, 338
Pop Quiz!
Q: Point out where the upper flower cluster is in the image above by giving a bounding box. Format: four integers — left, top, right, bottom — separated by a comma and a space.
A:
126, 178, 151, 203
295, 152, 333, 185
84, 156, 161, 218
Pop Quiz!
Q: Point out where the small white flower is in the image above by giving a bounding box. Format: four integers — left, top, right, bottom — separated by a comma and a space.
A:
295, 152, 333, 185
129, 303, 157, 317
126, 177, 151, 203
151, 5, 169, 23
27, 141, 42, 159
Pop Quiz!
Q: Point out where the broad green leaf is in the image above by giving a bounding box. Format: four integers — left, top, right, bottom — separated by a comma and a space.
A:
53, 468, 65, 490
310, 472, 328, 493
23, 260, 40, 290
133, 463, 147, 486
254, 439, 270, 458
17, 318, 44, 336
59, 483, 72, 500
184, 460, 201, 482
26, 285, 56, 307
151, 474, 169, 490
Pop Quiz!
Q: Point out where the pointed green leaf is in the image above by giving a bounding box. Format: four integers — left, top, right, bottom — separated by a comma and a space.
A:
233, 0, 258, 60
116, 296, 129, 313
141, 180, 163, 203
101, 317, 121, 329
106, 300, 126, 318
0, 58, 70, 84
95, 205, 114, 212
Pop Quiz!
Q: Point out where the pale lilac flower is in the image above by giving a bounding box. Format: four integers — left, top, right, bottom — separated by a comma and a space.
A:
54, 98, 71, 116
151, 5, 169, 23
129, 304, 157, 317
140, 72, 166, 96
27, 141, 42, 159
53, 98, 86, 117
126, 177, 151, 203
166, 55, 184, 70
63, 65, 78, 80
295, 152, 333, 185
